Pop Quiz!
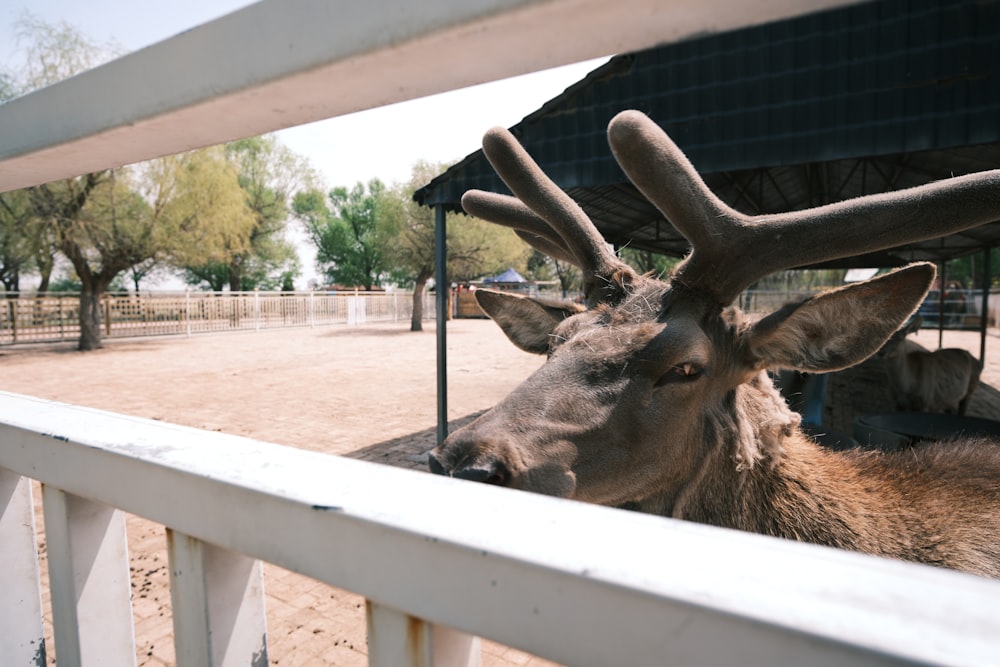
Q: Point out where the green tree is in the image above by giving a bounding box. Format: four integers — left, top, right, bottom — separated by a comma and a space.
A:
378, 161, 531, 331
525, 249, 581, 298
0, 67, 33, 294
184, 244, 300, 291
0, 14, 118, 297
141, 146, 258, 269
183, 136, 307, 291
618, 247, 680, 279
376, 173, 436, 330
295, 179, 395, 290
0, 190, 36, 293
28, 150, 254, 349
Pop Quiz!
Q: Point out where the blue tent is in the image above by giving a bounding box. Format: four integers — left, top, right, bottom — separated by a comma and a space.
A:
483, 268, 526, 284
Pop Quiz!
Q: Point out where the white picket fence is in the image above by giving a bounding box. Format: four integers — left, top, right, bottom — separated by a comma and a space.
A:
0, 291, 435, 345
2, 0, 999, 665
3, 391, 999, 666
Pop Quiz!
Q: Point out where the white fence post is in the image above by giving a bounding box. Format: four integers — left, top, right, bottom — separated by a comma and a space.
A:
253, 289, 261, 333
42, 485, 136, 666
367, 600, 481, 667
168, 529, 269, 666
0, 469, 46, 665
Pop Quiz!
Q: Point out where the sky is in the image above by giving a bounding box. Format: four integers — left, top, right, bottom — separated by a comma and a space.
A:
0, 0, 607, 288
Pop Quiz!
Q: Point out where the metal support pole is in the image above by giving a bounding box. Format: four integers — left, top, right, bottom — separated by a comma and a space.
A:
435, 205, 448, 446
980, 247, 991, 364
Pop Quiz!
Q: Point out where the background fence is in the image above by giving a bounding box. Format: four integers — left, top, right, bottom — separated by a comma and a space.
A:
0, 290, 436, 346
6, 286, 997, 347
742, 288, 1000, 330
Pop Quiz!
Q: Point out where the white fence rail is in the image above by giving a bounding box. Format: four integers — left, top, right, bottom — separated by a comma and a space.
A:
3, 391, 999, 666
0, 291, 434, 346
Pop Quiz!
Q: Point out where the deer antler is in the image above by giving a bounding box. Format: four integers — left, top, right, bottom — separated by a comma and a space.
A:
462, 128, 637, 303
608, 110, 1000, 305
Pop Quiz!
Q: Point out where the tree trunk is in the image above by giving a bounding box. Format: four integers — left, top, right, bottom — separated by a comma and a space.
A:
228, 255, 244, 292
78, 287, 104, 351
411, 278, 426, 332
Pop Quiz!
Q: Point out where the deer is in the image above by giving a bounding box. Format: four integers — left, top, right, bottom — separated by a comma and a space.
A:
428, 110, 1000, 578
879, 315, 982, 415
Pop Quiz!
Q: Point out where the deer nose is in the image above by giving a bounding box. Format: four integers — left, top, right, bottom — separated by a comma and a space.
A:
427, 451, 510, 486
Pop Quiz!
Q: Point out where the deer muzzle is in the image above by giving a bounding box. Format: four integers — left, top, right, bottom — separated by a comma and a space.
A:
427, 449, 510, 486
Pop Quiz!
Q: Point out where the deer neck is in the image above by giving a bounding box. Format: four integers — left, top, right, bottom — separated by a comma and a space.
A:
664, 373, 878, 549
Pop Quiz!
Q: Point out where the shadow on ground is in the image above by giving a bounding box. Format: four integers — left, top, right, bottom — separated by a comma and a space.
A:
343, 410, 485, 471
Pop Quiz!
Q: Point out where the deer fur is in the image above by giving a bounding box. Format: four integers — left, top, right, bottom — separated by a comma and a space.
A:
879, 316, 982, 415
428, 111, 1000, 578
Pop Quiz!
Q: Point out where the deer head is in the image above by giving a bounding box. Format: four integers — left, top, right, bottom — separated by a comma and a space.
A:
428, 110, 1000, 511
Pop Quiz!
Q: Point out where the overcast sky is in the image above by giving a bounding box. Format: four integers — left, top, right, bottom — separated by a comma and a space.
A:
0, 0, 606, 287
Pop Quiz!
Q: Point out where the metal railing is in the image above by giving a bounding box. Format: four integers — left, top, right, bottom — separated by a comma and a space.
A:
3, 392, 999, 666
0, 291, 434, 345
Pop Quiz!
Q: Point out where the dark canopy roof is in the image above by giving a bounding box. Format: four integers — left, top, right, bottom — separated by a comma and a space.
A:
415, 0, 1000, 268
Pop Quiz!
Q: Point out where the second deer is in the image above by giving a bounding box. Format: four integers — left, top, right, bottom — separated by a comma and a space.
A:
879, 316, 982, 415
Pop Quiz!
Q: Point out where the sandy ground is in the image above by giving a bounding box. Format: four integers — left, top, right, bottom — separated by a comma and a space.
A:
2, 319, 1000, 665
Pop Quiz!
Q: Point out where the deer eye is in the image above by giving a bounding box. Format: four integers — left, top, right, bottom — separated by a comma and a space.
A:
655, 363, 703, 387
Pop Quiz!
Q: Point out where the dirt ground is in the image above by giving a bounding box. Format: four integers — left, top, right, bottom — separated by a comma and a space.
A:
2, 319, 1000, 665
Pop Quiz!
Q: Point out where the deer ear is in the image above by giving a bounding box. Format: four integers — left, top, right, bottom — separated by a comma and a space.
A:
746, 263, 935, 373
475, 290, 584, 354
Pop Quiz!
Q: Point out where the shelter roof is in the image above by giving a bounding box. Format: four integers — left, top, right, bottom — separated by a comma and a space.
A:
415, 0, 1000, 268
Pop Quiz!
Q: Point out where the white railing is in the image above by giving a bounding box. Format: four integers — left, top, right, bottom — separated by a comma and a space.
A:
0, 291, 435, 345
3, 391, 999, 666
3, 0, 999, 664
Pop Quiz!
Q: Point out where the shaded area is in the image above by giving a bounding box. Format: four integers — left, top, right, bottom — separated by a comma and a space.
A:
826, 355, 1000, 436
344, 412, 485, 471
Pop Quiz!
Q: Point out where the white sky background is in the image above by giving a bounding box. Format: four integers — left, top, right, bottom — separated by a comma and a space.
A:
0, 0, 607, 288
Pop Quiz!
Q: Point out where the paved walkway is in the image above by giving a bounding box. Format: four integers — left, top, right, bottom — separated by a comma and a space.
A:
3, 320, 999, 665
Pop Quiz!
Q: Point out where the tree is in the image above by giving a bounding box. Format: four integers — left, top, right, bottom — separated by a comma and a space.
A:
184, 244, 300, 292
374, 175, 435, 330
5, 18, 287, 350
525, 249, 581, 298
0, 67, 33, 294
24, 150, 254, 349
0, 190, 36, 293
378, 161, 531, 331
127, 258, 163, 292
0, 14, 119, 298
183, 136, 308, 291
294, 179, 396, 290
